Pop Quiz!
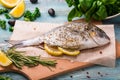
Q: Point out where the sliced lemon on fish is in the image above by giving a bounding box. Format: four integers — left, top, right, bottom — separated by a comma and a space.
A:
44, 44, 63, 56
0, 51, 12, 66
58, 47, 80, 56
0, 0, 20, 8
9, 0, 25, 18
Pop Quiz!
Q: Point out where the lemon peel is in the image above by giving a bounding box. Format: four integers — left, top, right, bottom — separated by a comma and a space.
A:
0, 0, 20, 8
58, 47, 80, 56
44, 44, 63, 56
9, 0, 25, 18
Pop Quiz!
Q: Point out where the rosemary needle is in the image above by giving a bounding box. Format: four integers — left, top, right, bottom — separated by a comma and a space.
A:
4, 48, 57, 69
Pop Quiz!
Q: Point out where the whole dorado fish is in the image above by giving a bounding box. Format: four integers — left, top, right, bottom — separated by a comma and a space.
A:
11, 22, 110, 50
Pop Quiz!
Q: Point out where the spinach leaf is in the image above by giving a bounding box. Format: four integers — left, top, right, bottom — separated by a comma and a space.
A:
0, 75, 12, 80
96, 0, 102, 8
93, 5, 107, 20
73, 0, 80, 10
65, 0, 120, 21
100, 0, 116, 5
68, 8, 82, 21
65, 0, 74, 7
79, 0, 94, 13
74, 0, 79, 6
85, 1, 97, 21
106, 0, 120, 16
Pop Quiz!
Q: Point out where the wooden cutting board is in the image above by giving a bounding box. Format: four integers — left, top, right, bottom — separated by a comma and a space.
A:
0, 20, 119, 80
0, 41, 119, 80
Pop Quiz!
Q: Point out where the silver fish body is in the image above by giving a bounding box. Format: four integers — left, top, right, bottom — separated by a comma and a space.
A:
12, 22, 110, 50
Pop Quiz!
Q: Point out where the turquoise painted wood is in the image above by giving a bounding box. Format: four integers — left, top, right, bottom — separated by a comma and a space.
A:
0, 0, 120, 80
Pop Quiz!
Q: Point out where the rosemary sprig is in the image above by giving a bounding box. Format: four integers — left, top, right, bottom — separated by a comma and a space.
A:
4, 48, 57, 69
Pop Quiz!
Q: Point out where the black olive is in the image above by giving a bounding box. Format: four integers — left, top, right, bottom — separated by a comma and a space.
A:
8, 20, 16, 26
48, 8, 55, 17
30, 0, 38, 4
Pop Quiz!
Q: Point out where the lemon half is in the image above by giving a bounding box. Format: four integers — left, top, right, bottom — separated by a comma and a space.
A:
0, 51, 12, 66
58, 47, 80, 56
0, 0, 20, 8
44, 44, 63, 56
9, 0, 25, 18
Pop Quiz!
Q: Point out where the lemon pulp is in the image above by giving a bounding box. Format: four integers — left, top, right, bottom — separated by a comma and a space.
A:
0, 51, 12, 66
9, 0, 25, 18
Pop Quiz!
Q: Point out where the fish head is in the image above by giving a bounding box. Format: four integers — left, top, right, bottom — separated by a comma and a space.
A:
87, 23, 110, 46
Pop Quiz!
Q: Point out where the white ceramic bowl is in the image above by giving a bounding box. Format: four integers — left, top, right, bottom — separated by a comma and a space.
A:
106, 13, 120, 19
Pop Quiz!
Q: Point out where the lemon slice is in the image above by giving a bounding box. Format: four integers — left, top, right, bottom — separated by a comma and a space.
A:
44, 44, 63, 56
0, 0, 20, 8
58, 47, 80, 56
0, 51, 12, 66
9, 0, 25, 18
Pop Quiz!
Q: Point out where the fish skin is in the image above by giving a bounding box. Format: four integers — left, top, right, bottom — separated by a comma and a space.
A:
11, 22, 110, 50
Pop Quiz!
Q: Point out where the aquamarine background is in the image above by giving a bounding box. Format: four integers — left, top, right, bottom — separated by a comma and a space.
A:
0, 0, 120, 80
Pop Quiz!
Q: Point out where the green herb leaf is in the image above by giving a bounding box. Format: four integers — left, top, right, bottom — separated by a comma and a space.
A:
9, 26, 14, 32
24, 10, 32, 21
100, 0, 116, 5
5, 48, 57, 69
24, 7, 41, 21
4, 13, 11, 19
85, 1, 97, 21
79, 0, 94, 13
31, 7, 41, 21
65, 0, 74, 7
65, 0, 120, 21
0, 8, 8, 14
0, 19, 6, 30
0, 75, 12, 80
68, 8, 82, 21
93, 5, 107, 20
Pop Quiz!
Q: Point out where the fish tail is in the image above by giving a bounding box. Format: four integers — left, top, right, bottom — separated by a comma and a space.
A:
5, 37, 44, 48
5, 40, 25, 48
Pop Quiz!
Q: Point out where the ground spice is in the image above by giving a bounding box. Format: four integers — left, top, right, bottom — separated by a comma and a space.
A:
100, 75, 103, 77
33, 27, 36, 30
70, 75, 73, 78
99, 51, 102, 54
86, 76, 91, 78
98, 72, 101, 74
86, 72, 89, 74
105, 73, 108, 75
81, 69, 85, 71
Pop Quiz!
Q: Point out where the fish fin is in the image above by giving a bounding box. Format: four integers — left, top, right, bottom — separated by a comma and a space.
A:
5, 40, 25, 48
5, 40, 22, 44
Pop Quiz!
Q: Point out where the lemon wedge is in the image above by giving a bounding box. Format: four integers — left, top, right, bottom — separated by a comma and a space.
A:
0, 51, 12, 66
0, 0, 20, 8
58, 47, 80, 56
9, 0, 25, 18
44, 44, 63, 56
0, 0, 1, 4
